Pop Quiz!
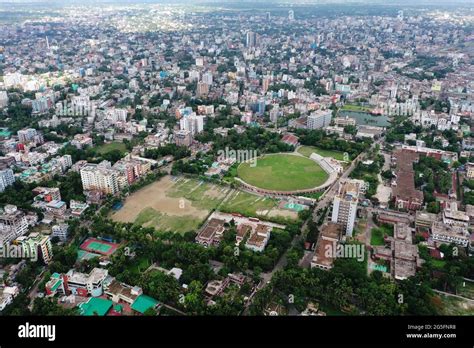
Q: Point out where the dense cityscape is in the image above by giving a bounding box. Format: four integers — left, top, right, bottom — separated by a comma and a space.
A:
0, 0, 473, 331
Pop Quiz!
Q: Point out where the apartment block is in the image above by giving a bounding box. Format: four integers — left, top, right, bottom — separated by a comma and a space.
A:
331, 179, 365, 237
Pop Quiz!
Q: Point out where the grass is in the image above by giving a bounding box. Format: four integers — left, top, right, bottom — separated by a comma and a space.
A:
297, 146, 346, 161
237, 153, 329, 191
370, 225, 394, 246
340, 104, 372, 113
301, 191, 325, 200
167, 179, 227, 210
431, 259, 447, 269
116, 177, 229, 234
134, 207, 203, 234
437, 294, 474, 315
129, 257, 151, 274
219, 190, 278, 218
458, 280, 474, 300
96, 142, 127, 155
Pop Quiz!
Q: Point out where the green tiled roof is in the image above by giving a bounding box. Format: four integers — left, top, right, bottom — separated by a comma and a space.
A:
131, 295, 159, 314
78, 297, 113, 316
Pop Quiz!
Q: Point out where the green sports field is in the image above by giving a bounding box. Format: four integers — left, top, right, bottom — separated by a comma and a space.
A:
237, 154, 329, 191
96, 142, 127, 155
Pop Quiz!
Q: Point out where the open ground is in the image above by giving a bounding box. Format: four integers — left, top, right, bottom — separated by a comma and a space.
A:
297, 145, 346, 161
237, 153, 329, 191
111, 175, 300, 233
111, 176, 228, 233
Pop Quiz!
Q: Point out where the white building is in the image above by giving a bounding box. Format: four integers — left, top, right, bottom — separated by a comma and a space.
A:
331, 179, 365, 237
0, 168, 15, 192
52, 223, 69, 242
16, 232, 53, 264
80, 161, 120, 195
65, 268, 108, 297
245, 224, 271, 252
0, 205, 29, 244
0, 286, 19, 311
0, 91, 8, 108
17, 128, 38, 144
431, 221, 470, 247
180, 115, 205, 136
307, 110, 332, 130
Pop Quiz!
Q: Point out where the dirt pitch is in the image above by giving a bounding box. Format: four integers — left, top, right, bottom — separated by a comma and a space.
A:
110, 176, 227, 233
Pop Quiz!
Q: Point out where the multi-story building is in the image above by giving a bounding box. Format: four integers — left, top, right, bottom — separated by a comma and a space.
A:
0, 205, 29, 244
0, 168, 15, 192
71, 134, 93, 149
80, 161, 120, 195
65, 268, 108, 297
179, 115, 205, 136
442, 202, 469, 228
46, 268, 108, 297
17, 128, 38, 144
16, 232, 53, 264
245, 224, 271, 252
112, 155, 151, 185
311, 222, 342, 270
174, 129, 193, 147
431, 221, 470, 247
52, 223, 69, 242
70, 200, 89, 217
246, 31, 258, 48
334, 116, 356, 127
196, 82, 209, 97
306, 110, 332, 130
0, 91, 8, 108
466, 163, 474, 179
32, 187, 62, 202
331, 179, 365, 237
45, 200, 67, 218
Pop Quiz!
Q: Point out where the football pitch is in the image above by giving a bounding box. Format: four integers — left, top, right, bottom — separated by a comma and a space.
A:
237, 153, 329, 191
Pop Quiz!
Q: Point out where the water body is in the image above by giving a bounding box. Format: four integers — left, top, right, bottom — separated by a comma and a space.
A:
339, 110, 391, 127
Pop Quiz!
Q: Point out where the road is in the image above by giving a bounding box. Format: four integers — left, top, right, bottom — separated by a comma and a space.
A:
312, 136, 385, 223
432, 289, 474, 303
247, 136, 386, 303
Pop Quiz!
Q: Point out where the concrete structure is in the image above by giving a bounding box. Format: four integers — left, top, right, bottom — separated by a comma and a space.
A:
16, 232, 53, 264
0, 168, 15, 192
52, 223, 69, 241
331, 179, 365, 237
80, 161, 120, 195
311, 222, 342, 270
392, 149, 423, 211
63, 268, 108, 297
306, 110, 332, 130
0, 205, 29, 244
174, 129, 192, 147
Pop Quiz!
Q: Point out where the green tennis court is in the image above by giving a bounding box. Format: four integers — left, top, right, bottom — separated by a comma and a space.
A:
80, 237, 119, 256
87, 241, 112, 253
77, 250, 101, 261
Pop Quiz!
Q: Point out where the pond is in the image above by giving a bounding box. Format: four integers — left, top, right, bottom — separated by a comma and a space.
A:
339, 110, 391, 127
